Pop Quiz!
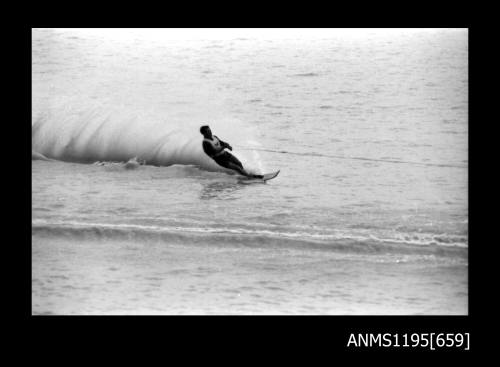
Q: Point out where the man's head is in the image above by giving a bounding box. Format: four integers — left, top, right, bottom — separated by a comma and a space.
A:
200, 125, 212, 138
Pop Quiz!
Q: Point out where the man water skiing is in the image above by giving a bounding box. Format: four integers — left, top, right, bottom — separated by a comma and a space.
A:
200, 125, 263, 179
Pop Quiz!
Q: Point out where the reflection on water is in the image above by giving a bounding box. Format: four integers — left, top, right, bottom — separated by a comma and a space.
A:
200, 180, 246, 200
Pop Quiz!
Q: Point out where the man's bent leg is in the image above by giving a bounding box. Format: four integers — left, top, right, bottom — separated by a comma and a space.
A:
226, 153, 244, 170
215, 152, 263, 178
225, 161, 263, 179
226, 154, 263, 178
215, 153, 247, 176
225, 161, 250, 176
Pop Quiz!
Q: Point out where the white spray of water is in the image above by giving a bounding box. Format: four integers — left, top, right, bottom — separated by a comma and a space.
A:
32, 98, 265, 175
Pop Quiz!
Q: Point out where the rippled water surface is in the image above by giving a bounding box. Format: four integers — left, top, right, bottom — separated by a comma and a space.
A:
32, 28, 468, 314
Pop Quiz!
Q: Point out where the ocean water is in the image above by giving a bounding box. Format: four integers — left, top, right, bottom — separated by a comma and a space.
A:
32, 28, 468, 315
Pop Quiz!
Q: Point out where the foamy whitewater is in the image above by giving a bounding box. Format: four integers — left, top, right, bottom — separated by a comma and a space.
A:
32, 28, 468, 315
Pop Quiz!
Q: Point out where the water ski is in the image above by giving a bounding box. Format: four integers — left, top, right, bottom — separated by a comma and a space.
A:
240, 170, 280, 183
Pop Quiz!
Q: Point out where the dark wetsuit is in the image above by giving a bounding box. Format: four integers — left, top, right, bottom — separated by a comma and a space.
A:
202, 135, 246, 175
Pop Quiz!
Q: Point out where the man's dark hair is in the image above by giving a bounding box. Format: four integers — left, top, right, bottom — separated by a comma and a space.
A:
200, 125, 210, 134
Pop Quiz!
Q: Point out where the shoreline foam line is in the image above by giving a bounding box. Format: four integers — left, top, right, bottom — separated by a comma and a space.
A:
31, 220, 468, 259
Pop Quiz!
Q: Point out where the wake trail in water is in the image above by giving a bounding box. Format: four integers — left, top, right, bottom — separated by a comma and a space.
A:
31, 219, 468, 264
32, 150, 56, 162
